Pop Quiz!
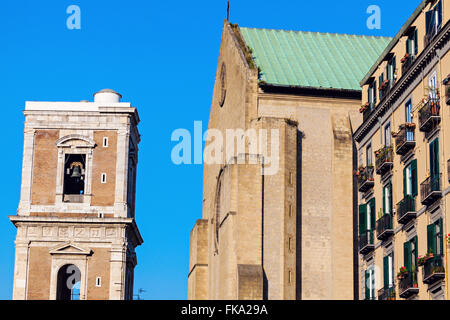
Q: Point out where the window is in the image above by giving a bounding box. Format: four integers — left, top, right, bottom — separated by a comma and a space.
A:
430, 138, 440, 181
383, 182, 393, 215
387, 56, 397, 82
366, 144, 373, 167
406, 29, 418, 56
426, 1, 442, 38
383, 253, 394, 289
427, 218, 444, 256
368, 80, 377, 107
365, 267, 375, 300
403, 160, 418, 198
101, 173, 107, 184
384, 124, 391, 147
379, 73, 385, 100
359, 198, 376, 234
63, 154, 86, 196
289, 204, 293, 218
98, 212, 104, 218
404, 237, 418, 275
103, 137, 109, 147
96, 277, 102, 287
429, 72, 438, 99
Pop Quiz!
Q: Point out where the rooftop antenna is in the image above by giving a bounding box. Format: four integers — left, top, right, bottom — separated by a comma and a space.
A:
227, 1, 230, 21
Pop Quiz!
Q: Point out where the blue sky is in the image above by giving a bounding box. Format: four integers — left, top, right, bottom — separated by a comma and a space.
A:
0, 0, 422, 300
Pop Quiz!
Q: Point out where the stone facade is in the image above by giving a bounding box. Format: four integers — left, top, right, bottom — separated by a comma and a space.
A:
10, 90, 143, 300
187, 22, 362, 300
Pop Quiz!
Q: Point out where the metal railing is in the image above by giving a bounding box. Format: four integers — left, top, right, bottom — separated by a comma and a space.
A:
423, 255, 445, 284
363, 102, 375, 122
376, 214, 393, 239
401, 55, 415, 76
378, 286, 396, 300
420, 174, 442, 205
396, 195, 416, 224
375, 146, 394, 174
419, 98, 440, 131
359, 230, 374, 252
395, 125, 415, 155
357, 166, 374, 192
399, 272, 418, 297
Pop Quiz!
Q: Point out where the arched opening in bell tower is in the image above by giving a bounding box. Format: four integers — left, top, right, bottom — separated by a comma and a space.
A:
56, 264, 81, 300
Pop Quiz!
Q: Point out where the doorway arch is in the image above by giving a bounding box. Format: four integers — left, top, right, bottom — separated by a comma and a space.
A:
56, 264, 81, 300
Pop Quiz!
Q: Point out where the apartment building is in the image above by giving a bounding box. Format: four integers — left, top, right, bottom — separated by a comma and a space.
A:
354, 0, 450, 300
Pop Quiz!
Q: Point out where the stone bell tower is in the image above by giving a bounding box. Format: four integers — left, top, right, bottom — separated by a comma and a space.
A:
10, 89, 143, 300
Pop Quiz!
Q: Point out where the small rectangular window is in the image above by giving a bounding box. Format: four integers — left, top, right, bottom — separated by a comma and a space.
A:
103, 137, 109, 147
96, 277, 102, 287
101, 173, 107, 184
98, 212, 104, 218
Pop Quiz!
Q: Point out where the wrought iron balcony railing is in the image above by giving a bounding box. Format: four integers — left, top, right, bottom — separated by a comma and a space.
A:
375, 146, 394, 175
420, 174, 442, 206
363, 102, 375, 122
357, 166, 374, 193
419, 98, 441, 132
424, 24, 441, 47
423, 255, 445, 285
376, 214, 394, 241
378, 286, 396, 300
395, 124, 416, 155
397, 195, 416, 225
401, 54, 415, 76
359, 230, 374, 255
399, 272, 419, 298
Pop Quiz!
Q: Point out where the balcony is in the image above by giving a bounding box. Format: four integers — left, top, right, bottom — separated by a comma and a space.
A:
397, 195, 416, 225
401, 54, 415, 76
419, 98, 441, 132
379, 80, 393, 100
399, 272, 419, 298
375, 146, 394, 175
420, 174, 442, 206
359, 230, 374, 255
423, 255, 445, 285
362, 102, 375, 123
395, 124, 416, 155
376, 214, 394, 241
378, 286, 396, 300
357, 166, 374, 193
424, 24, 441, 47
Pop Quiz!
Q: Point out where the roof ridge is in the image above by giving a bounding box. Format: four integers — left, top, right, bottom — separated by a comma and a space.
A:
239, 26, 393, 39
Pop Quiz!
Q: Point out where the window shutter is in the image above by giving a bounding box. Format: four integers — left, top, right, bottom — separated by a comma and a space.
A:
435, 138, 439, 177
368, 86, 372, 104
426, 10, 433, 34
374, 82, 377, 104
414, 29, 418, 55
436, 1, 442, 27
370, 198, 376, 231
414, 236, 418, 269
383, 185, 386, 214
359, 204, 367, 235
427, 223, 436, 254
404, 241, 411, 272
389, 182, 393, 215
403, 166, 407, 198
411, 159, 418, 197
383, 256, 389, 288
365, 270, 370, 300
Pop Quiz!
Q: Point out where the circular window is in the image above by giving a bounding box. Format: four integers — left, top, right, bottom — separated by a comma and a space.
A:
219, 63, 227, 107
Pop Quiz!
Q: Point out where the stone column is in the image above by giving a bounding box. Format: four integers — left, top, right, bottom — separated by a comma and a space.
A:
12, 239, 29, 300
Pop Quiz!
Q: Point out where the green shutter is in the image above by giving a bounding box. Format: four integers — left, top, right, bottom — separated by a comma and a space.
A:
427, 223, 436, 254
359, 204, 367, 235
426, 10, 433, 34
414, 236, 418, 268
370, 198, 376, 231
365, 270, 370, 300
414, 29, 418, 55
403, 166, 407, 197
435, 138, 439, 177
383, 185, 386, 214
404, 241, 411, 272
374, 82, 377, 104
389, 183, 393, 215
383, 256, 389, 288
411, 159, 418, 197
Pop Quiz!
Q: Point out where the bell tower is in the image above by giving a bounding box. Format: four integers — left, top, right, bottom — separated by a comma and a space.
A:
10, 89, 143, 300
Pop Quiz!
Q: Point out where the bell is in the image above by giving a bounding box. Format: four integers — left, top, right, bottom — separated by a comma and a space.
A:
70, 165, 82, 179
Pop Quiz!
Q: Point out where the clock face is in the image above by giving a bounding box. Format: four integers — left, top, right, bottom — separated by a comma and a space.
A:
219, 63, 227, 107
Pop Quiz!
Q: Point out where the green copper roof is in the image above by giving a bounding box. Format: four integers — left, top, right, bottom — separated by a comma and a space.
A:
239, 27, 392, 91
